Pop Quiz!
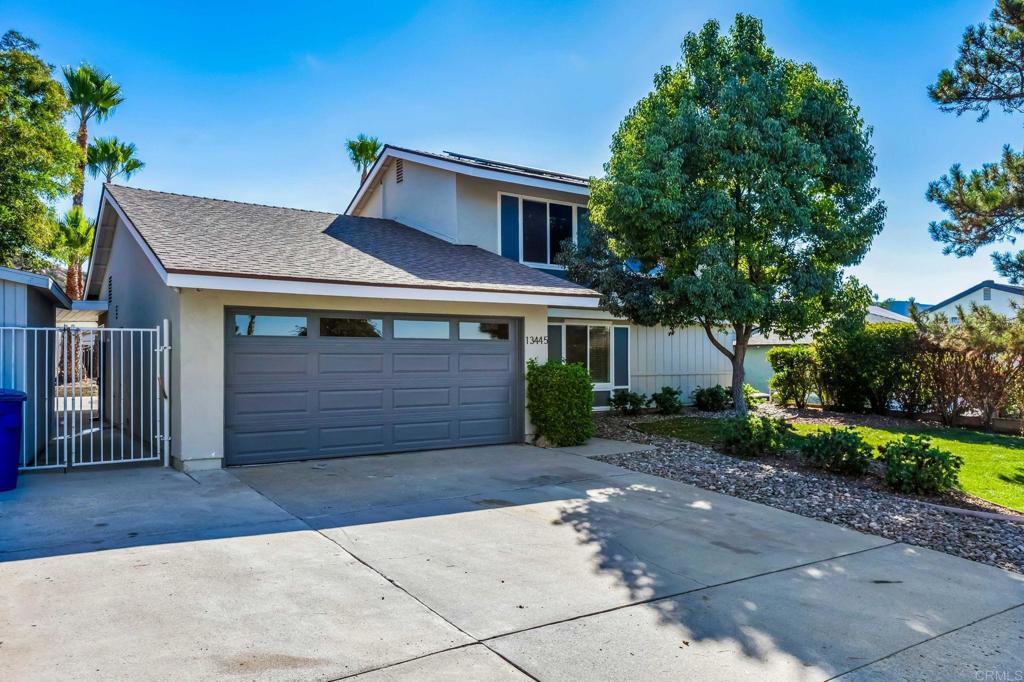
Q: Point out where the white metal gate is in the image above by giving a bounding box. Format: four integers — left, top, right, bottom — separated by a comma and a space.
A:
0, 321, 170, 470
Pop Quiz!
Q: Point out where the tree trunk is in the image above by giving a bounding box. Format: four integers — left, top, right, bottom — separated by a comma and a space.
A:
73, 117, 88, 207
732, 338, 748, 417
64, 262, 83, 301
700, 322, 750, 416
59, 262, 85, 384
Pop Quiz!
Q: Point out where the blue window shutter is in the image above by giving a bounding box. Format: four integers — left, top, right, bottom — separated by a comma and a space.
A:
576, 207, 591, 250
613, 327, 629, 386
500, 196, 520, 260
547, 325, 563, 363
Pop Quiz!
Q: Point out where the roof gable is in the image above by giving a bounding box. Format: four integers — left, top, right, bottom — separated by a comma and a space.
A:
346, 145, 590, 215
929, 280, 1024, 312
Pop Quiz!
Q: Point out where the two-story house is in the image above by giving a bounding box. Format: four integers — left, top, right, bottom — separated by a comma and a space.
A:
85, 146, 731, 471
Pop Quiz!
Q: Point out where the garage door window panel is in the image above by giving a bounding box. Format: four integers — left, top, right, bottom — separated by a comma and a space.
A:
234, 314, 308, 337
459, 321, 510, 340
320, 317, 383, 338
394, 319, 450, 339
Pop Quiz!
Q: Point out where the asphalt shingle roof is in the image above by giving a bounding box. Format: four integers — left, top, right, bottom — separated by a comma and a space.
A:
105, 184, 596, 298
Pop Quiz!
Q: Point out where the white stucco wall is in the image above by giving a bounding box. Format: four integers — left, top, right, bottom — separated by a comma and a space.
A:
102, 217, 182, 458
175, 290, 550, 470
378, 159, 458, 242
929, 285, 1023, 320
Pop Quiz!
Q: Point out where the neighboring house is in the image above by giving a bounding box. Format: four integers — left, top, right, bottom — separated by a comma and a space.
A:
927, 280, 1024, 323
86, 146, 734, 471
744, 306, 911, 394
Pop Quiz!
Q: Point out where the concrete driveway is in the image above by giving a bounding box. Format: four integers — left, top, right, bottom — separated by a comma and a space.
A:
2, 441, 1023, 681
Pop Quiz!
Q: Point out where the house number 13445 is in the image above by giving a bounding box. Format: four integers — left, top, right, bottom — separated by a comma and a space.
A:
526, 335, 548, 345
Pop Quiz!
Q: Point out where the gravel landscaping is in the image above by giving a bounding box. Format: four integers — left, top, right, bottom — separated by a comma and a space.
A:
594, 410, 1024, 574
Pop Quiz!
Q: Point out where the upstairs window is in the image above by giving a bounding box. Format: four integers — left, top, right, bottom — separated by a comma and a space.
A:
520, 198, 577, 267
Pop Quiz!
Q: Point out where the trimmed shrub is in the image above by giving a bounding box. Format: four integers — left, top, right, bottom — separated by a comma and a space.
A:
649, 386, 683, 414
692, 385, 731, 412
526, 360, 594, 446
611, 389, 647, 416
799, 428, 873, 475
766, 345, 817, 408
720, 416, 793, 457
879, 435, 963, 494
816, 322, 921, 414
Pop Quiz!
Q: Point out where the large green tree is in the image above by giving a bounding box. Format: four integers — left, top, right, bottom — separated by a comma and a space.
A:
63, 63, 122, 207
0, 30, 79, 268
562, 14, 884, 414
928, 0, 1024, 281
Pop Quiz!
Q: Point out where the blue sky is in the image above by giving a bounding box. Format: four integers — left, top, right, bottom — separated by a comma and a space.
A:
7, 0, 1021, 301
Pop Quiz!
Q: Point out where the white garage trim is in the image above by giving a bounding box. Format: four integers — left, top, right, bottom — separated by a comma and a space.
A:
167, 272, 601, 308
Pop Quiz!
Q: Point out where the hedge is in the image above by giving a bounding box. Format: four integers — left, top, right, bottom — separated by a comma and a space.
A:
526, 359, 594, 446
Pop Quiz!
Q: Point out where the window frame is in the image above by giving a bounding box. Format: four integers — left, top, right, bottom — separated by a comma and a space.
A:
497, 192, 587, 270
549, 322, 630, 411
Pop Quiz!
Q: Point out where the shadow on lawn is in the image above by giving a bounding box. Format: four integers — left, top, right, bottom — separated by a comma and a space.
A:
998, 465, 1024, 486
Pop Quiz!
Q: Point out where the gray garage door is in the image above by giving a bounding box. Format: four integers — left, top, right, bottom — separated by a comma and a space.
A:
225, 309, 522, 466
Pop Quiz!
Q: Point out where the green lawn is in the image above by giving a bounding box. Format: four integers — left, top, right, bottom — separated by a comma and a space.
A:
636, 417, 1024, 512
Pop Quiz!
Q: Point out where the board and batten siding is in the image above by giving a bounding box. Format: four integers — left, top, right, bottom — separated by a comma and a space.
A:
629, 324, 733, 399
1, 279, 29, 327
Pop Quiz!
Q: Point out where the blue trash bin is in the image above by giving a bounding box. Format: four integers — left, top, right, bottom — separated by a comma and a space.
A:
0, 389, 27, 492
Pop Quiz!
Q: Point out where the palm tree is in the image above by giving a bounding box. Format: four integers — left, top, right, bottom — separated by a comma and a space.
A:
87, 137, 145, 184
63, 64, 124, 207
345, 134, 381, 182
51, 207, 95, 301
52, 207, 95, 383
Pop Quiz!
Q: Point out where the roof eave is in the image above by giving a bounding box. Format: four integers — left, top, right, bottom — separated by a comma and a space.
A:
164, 271, 601, 308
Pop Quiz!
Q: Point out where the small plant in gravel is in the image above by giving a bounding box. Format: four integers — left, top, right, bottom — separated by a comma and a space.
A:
799, 428, 873, 475
879, 434, 963, 494
720, 416, 794, 457
743, 383, 766, 409
692, 385, 731, 412
649, 386, 684, 414
611, 389, 647, 416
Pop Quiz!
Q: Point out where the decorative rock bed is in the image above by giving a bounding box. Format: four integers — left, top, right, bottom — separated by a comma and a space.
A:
594, 412, 1024, 574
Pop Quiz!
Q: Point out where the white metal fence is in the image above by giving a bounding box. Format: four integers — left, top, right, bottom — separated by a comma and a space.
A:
0, 322, 170, 470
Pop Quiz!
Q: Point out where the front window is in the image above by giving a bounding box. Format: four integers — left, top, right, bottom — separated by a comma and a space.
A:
520, 198, 577, 267
553, 323, 630, 410
564, 324, 610, 383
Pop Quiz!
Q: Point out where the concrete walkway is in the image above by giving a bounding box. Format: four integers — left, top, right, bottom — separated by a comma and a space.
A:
1, 441, 1022, 681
